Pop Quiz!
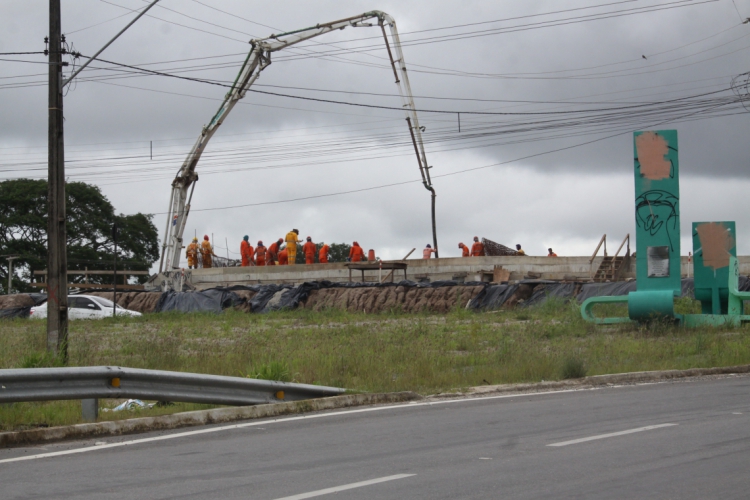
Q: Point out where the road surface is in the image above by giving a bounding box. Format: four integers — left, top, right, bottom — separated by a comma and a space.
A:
1, 375, 749, 499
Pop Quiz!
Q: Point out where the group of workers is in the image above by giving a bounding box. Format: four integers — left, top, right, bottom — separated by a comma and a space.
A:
187, 231, 559, 270
425, 237, 559, 258
187, 229, 372, 269
185, 235, 215, 269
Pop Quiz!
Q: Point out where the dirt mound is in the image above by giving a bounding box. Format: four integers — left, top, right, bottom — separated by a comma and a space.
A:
231, 289, 258, 313
300, 285, 484, 313
504, 284, 535, 308
87, 291, 162, 313
0, 294, 35, 309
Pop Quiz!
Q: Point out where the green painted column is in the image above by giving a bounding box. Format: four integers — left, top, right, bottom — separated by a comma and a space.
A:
692, 221, 736, 314
630, 130, 680, 321
633, 130, 681, 294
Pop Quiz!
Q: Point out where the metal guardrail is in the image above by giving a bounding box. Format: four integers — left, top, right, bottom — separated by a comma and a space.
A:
0, 366, 345, 406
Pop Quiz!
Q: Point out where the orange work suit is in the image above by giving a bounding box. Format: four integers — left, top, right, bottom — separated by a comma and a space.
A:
255, 246, 267, 266
319, 244, 330, 264
471, 241, 485, 257
278, 249, 289, 265
459, 244, 470, 257
349, 244, 365, 262
267, 242, 280, 266
200, 240, 213, 268
185, 242, 199, 268
303, 241, 317, 264
240, 240, 254, 267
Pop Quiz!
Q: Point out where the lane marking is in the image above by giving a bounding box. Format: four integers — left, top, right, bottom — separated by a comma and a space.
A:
271, 474, 414, 500
547, 423, 678, 447
0, 388, 591, 465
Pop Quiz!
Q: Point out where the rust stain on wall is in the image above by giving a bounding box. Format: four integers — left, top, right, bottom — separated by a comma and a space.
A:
697, 222, 734, 270
636, 131, 671, 180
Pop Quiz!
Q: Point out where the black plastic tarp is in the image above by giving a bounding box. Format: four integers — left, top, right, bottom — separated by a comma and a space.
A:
522, 283, 579, 307
576, 281, 638, 302
468, 284, 515, 310
0, 307, 31, 319
0, 293, 48, 320
155, 288, 243, 313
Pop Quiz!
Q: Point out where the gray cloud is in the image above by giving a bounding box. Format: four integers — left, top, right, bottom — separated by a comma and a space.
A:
1, 0, 749, 264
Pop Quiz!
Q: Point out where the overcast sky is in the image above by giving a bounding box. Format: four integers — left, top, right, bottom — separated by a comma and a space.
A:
1, 0, 749, 267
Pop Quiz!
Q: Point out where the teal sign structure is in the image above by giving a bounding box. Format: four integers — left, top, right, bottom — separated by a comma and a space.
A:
581, 131, 750, 327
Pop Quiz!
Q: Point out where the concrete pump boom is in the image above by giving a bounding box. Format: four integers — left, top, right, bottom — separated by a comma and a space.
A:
159, 11, 436, 273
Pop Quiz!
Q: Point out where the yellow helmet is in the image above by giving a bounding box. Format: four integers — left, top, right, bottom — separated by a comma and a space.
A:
192, 237, 198, 242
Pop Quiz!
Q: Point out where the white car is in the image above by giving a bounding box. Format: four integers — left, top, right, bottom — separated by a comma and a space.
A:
29, 295, 142, 320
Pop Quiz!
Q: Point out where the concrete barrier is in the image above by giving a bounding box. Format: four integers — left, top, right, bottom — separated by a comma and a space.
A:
182, 256, 750, 289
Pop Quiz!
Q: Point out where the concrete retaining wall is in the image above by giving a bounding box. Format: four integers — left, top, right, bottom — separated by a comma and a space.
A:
188, 256, 597, 289
185, 256, 750, 289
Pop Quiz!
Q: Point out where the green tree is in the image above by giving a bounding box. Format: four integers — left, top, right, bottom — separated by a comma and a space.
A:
0, 179, 159, 292
329, 242, 354, 263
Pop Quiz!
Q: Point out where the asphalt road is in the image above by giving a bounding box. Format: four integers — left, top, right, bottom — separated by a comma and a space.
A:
2, 375, 749, 499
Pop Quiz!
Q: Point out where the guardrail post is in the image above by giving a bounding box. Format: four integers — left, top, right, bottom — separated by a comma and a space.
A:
81, 398, 98, 422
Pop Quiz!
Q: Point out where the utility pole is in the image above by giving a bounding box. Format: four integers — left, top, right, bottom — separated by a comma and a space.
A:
112, 223, 118, 317
44, 0, 159, 358
6, 256, 18, 294
47, 0, 68, 360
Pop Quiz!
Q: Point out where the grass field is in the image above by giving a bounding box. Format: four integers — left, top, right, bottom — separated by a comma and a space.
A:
2, 298, 750, 431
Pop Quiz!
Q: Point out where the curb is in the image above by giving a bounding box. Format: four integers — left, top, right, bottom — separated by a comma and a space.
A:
3, 363, 750, 449
0, 391, 421, 449
448, 363, 750, 398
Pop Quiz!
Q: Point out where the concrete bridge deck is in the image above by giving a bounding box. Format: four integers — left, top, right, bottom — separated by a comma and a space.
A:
172, 256, 750, 290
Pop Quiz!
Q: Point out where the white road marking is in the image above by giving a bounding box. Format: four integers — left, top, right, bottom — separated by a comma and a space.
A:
0, 387, 591, 465
271, 474, 414, 500
732, 412, 743, 415
478, 457, 492, 460
547, 423, 678, 447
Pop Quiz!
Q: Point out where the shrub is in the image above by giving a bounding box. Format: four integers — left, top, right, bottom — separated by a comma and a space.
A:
561, 356, 587, 379
20, 351, 64, 368
247, 361, 291, 382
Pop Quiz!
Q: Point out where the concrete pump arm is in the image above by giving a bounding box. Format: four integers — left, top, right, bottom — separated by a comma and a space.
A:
159, 11, 435, 272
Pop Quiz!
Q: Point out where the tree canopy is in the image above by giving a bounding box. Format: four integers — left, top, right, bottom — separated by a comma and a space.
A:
0, 179, 159, 292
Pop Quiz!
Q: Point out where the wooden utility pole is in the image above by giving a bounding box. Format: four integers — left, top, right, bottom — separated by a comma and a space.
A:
6, 256, 18, 294
47, 0, 68, 359
112, 223, 118, 317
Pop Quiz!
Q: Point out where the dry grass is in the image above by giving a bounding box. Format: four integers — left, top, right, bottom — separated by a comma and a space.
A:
1, 298, 750, 431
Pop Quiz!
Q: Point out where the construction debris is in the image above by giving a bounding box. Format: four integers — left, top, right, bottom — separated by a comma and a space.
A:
482, 238, 519, 256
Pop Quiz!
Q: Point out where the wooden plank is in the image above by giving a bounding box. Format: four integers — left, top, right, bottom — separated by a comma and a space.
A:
381, 248, 416, 283
29, 283, 145, 290
493, 266, 511, 283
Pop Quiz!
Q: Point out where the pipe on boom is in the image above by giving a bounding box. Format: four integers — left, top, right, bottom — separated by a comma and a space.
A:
160, 11, 437, 271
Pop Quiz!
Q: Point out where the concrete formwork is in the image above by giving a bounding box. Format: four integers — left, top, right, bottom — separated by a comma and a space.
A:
181, 255, 750, 289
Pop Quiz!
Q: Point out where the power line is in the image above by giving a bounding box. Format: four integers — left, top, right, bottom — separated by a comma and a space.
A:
64, 55, 741, 117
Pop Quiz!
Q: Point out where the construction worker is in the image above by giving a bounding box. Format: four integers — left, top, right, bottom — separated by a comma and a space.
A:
516, 244, 526, 256
348, 241, 365, 262
240, 235, 254, 267
547, 248, 558, 257
186, 237, 199, 269
319, 242, 330, 264
200, 235, 214, 268
423, 244, 436, 259
267, 238, 283, 266
303, 236, 317, 264
471, 236, 485, 257
458, 242, 470, 258
278, 245, 289, 265
285, 229, 301, 264
254, 241, 267, 266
